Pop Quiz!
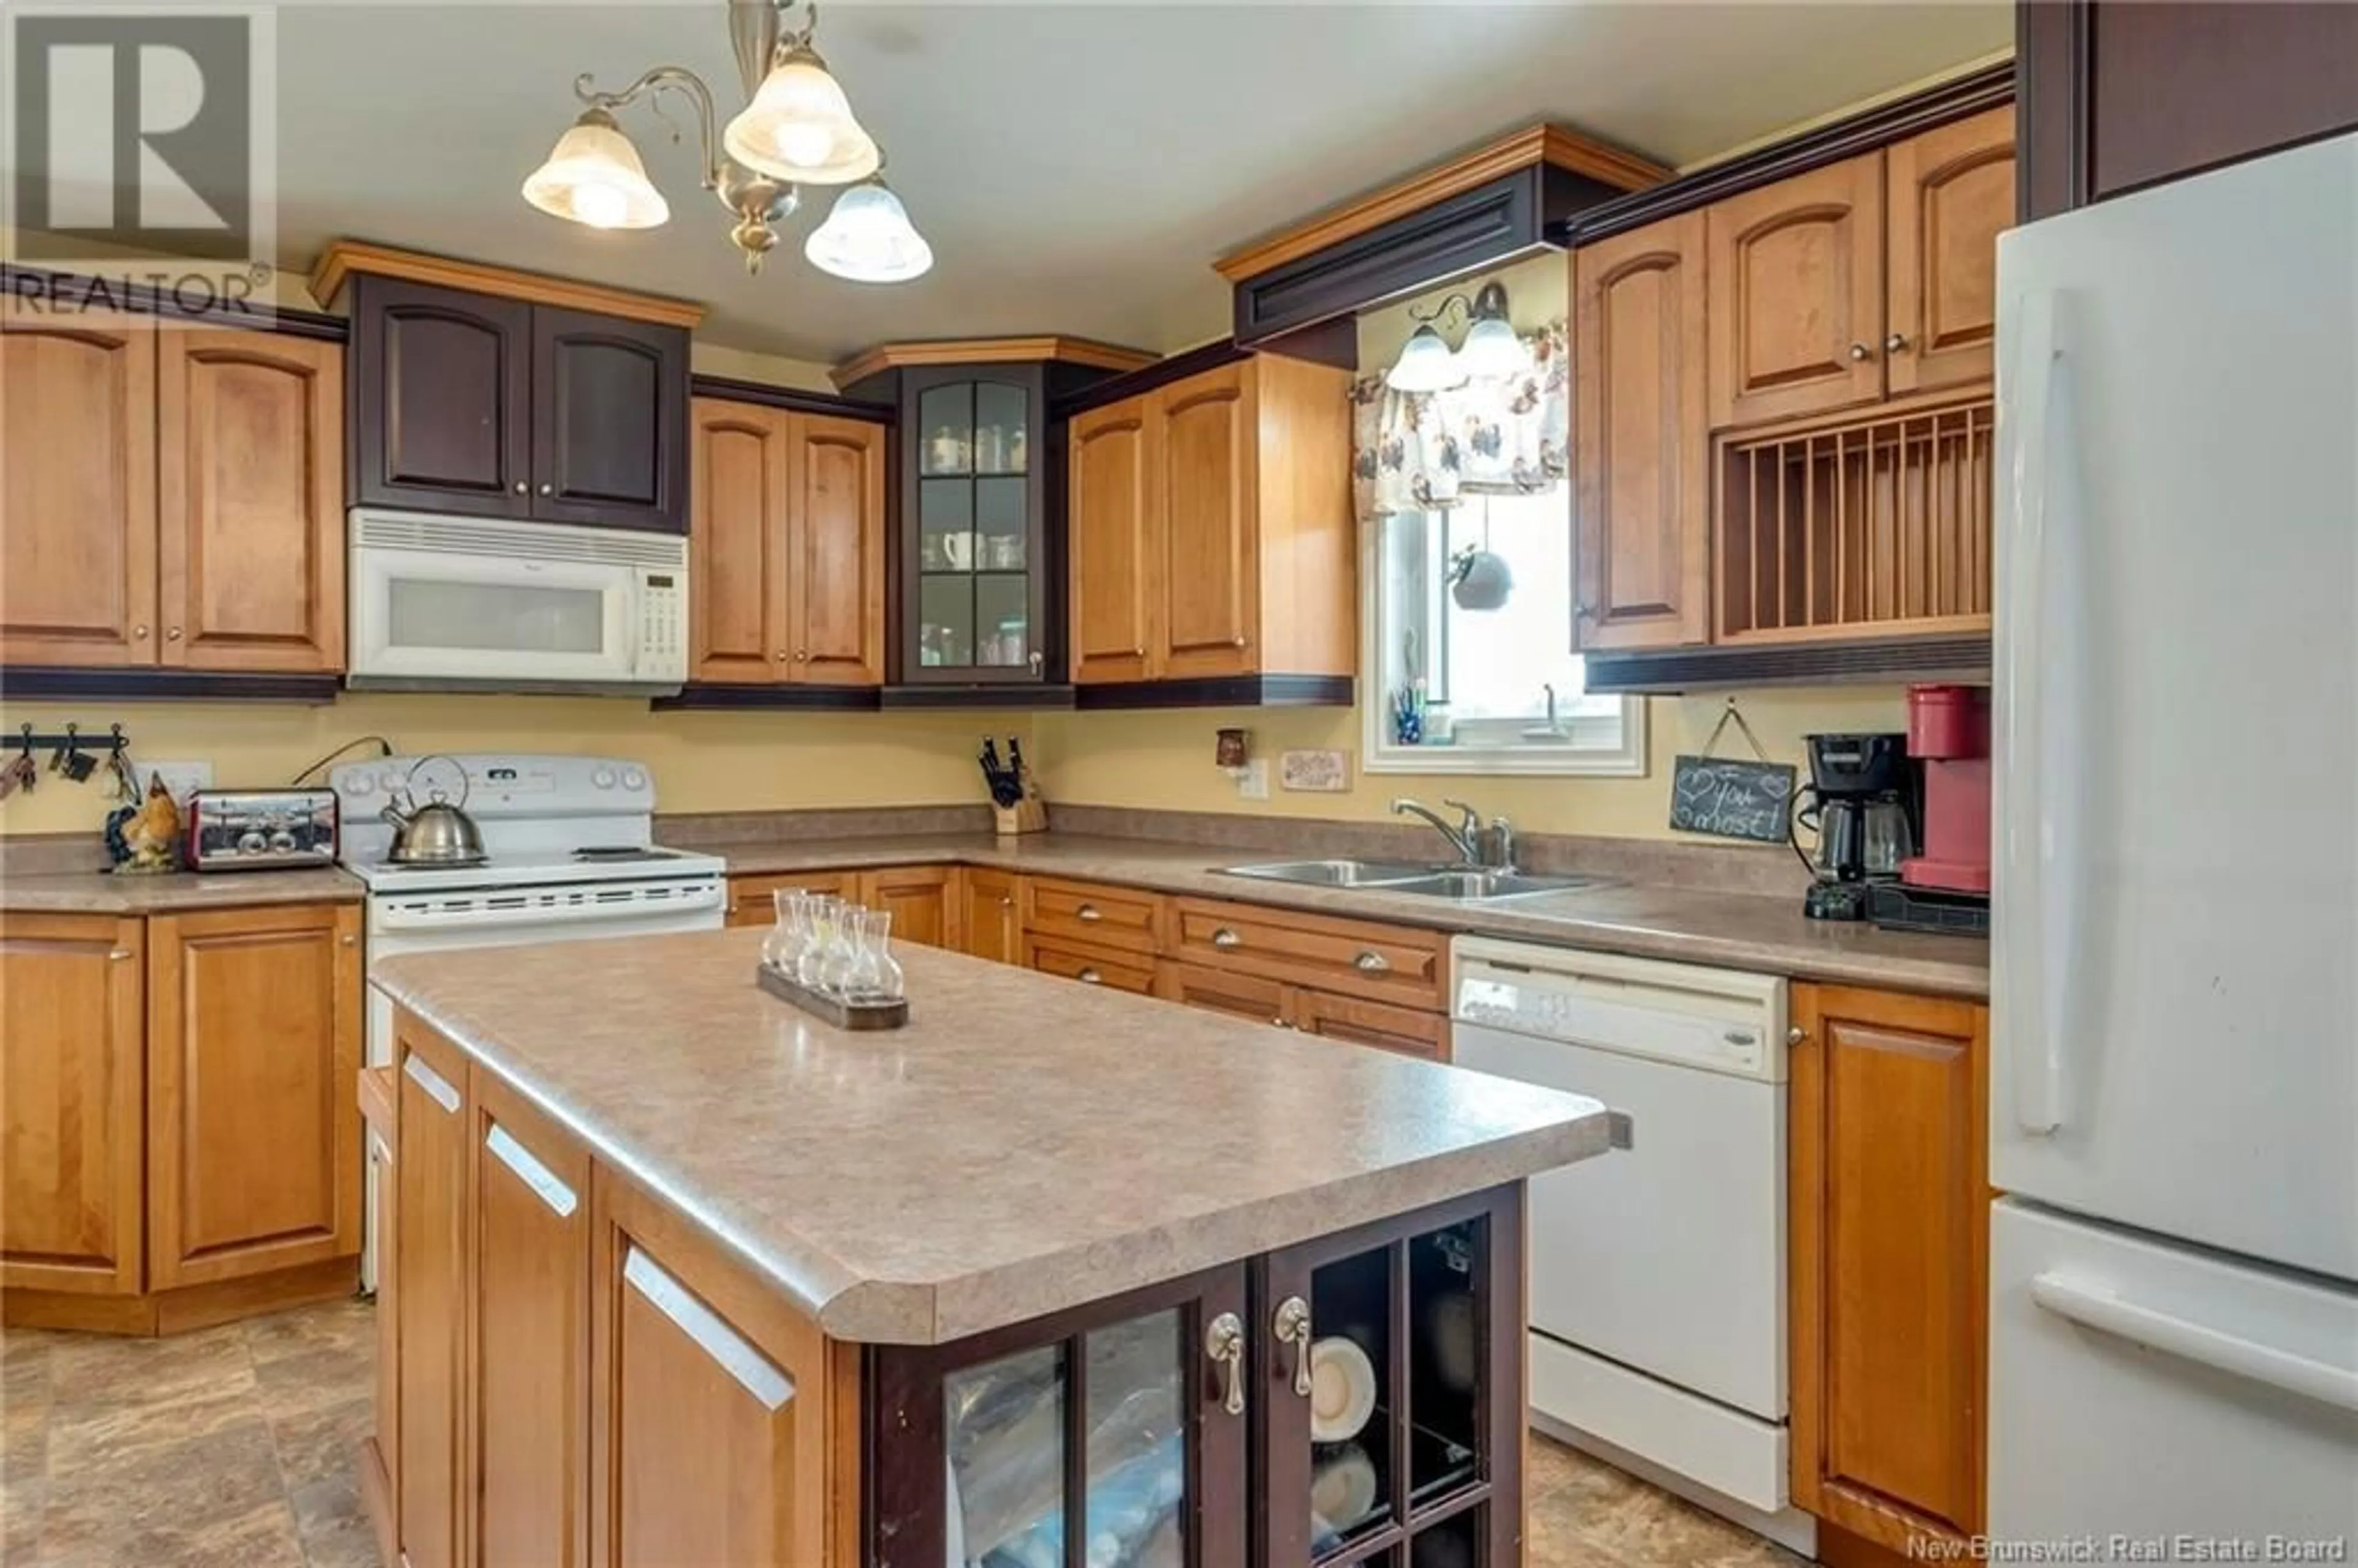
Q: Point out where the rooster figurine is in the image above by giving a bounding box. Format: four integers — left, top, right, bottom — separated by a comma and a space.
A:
113, 774, 183, 874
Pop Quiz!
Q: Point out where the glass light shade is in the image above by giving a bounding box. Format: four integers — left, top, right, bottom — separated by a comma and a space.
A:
1386, 323, 1468, 393
1456, 314, 1529, 379
521, 111, 669, 230
722, 47, 881, 185
805, 180, 933, 283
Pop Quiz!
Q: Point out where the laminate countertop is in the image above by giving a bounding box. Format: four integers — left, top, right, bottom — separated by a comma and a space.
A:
375, 930, 1611, 1345
0, 864, 365, 914
682, 832, 1991, 1000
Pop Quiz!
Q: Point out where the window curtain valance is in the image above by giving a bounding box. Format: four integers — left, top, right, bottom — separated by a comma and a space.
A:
1350, 319, 1569, 521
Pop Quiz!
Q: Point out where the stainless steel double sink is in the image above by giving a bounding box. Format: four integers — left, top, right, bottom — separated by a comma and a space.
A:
1218, 859, 1606, 902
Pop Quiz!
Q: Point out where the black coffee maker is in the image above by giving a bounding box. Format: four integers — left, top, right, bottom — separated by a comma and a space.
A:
1792, 733, 1917, 921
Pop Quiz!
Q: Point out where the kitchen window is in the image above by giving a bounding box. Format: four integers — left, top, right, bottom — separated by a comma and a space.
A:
1363, 486, 1644, 776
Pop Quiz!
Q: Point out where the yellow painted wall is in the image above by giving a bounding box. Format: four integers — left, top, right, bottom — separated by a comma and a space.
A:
0, 696, 1019, 837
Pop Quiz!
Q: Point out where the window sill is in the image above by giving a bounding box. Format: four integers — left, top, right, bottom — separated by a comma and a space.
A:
1361, 743, 1648, 778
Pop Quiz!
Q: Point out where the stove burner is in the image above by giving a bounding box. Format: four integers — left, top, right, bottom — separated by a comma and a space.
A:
572, 845, 672, 863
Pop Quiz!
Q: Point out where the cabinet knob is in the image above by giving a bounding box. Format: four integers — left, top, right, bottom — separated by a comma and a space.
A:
1232, 635, 1248, 648
538, 483, 553, 495
1885, 332, 1910, 354
1211, 927, 1242, 949
795, 650, 808, 663
998, 897, 1014, 909
513, 481, 528, 494
1132, 645, 1145, 658
1353, 950, 1390, 974
1272, 1296, 1314, 1397
165, 627, 182, 642
1788, 1026, 1808, 1046
776, 651, 790, 662
1205, 1311, 1246, 1417
1270, 1015, 1288, 1028
107, 947, 133, 961
1846, 342, 1874, 363
341, 934, 357, 947
1076, 968, 1103, 985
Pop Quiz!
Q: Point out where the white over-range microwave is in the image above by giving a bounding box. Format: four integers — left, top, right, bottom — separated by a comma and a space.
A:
347, 510, 688, 695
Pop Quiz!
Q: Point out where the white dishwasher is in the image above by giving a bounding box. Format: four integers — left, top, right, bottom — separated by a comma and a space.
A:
1450, 936, 1810, 1550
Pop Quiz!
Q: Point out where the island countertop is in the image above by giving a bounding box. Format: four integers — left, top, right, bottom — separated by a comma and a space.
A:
374, 928, 1609, 1346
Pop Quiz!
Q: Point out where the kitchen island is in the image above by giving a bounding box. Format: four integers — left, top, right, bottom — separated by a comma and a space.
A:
362, 928, 1611, 1568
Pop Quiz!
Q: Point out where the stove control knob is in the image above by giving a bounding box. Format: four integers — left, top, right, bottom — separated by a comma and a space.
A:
621, 769, 647, 791
238, 831, 267, 854
270, 830, 297, 853
592, 767, 617, 790
347, 774, 374, 796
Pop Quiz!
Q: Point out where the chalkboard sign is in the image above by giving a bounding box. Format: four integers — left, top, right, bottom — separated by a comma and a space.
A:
1670, 755, 1797, 843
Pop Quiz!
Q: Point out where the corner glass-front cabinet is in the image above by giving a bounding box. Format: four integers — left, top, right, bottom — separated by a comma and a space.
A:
868, 1186, 1524, 1568
897, 365, 1059, 694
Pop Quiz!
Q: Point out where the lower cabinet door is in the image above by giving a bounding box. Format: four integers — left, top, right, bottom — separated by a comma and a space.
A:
0, 912, 145, 1295
860, 865, 957, 951
728, 871, 855, 928
359, 1066, 400, 1534
869, 1264, 1250, 1568
960, 869, 1024, 965
1258, 1186, 1525, 1568
395, 1019, 472, 1568
1156, 960, 1290, 1028
146, 902, 362, 1288
473, 1073, 591, 1568
591, 1169, 834, 1568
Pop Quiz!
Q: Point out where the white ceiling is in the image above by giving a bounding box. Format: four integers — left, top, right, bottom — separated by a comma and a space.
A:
270, 2, 2010, 365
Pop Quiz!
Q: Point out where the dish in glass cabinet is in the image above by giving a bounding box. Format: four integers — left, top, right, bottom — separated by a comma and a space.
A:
1307, 1336, 1377, 1443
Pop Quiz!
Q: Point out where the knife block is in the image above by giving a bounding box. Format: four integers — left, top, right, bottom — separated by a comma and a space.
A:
992, 783, 1048, 837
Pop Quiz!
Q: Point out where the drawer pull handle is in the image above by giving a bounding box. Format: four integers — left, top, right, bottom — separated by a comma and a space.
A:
1353, 951, 1389, 973
625, 1247, 795, 1410
486, 1124, 578, 1217
1077, 968, 1102, 985
1076, 904, 1103, 922
1272, 1296, 1313, 1397
1212, 928, 1242, 949
1205, 1311, 1245, 1416
402, 1055, 460, 1114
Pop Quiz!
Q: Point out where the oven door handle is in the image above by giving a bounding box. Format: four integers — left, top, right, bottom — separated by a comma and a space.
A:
370, 880, 725, 933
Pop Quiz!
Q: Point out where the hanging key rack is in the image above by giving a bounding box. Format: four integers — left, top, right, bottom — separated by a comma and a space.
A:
14, 722, 132, 777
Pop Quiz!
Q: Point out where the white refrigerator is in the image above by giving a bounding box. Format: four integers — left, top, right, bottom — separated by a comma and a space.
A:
1991, 132, 2358, 1545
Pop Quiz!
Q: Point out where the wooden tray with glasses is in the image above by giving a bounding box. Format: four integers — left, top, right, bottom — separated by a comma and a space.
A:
754, 963, 911, 1030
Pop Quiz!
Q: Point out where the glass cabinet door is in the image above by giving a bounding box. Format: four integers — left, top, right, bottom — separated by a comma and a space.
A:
873, 1267, 1248, 1568
909, 373, 1041, 683
1259, 1189, 1521, 1568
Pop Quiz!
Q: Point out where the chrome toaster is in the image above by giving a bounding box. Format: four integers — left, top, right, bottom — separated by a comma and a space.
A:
185, 788, 339, 871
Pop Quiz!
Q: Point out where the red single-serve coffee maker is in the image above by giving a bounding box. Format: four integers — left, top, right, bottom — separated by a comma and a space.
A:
1870, 684, 1991, 935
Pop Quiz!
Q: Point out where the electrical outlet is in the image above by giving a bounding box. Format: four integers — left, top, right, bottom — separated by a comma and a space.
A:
1232, 759, 1270, 802
138, 761, 212, 805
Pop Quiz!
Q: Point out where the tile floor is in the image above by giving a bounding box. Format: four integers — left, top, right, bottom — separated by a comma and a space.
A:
1, 1299, 1805, 1568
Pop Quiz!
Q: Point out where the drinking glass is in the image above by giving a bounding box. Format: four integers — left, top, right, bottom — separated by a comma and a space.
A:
762, 887, 809, 973
849, 909, 905, 1002
796, 894, 845, 990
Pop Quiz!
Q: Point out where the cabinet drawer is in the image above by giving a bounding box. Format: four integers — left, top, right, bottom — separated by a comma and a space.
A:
1167, 898, 1446, 1011
1025, 877, 1163, 955
1025, 937, 1157, 996
727, 871, 854, 927
1293, 989, 1451, 1062
1155, 961, 1290, 1028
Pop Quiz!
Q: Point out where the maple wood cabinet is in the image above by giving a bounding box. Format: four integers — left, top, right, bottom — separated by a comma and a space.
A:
1885, 107, 2016, 397
957, 867, 1024, 966
1572, 212, 1713, 651
146, 903, 363, 1289
1789, 982, 1988, 1554
394, 1018, 472, 1568
0, 901, 363, 1333
1068, 356, 1355, 695
0, 320, 344, 673
349, 276, 689, 534
0, 912, 146, 1295
725, 866, 955, 948
686, 398, 887, 689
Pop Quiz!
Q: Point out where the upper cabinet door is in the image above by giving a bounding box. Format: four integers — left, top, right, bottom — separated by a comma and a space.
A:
1573, 215, 1713, 651
787, 413, 886, 686
1707, 152, 1887, 428
0, 317, 158, 666
1068, 398, 1157, 684
1886, 107, 2016, 397
156, 330, 346, 672
531, 307, 690, 534
352, 278, 533, 516
688, 399, 790, 685
1156, 365, 1258, 678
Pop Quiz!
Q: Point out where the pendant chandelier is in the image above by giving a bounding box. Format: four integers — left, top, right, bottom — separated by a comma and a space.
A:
521, 0, 931, 283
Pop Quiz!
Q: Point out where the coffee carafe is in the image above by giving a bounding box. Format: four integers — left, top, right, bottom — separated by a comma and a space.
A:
1792, 733, 1917, 921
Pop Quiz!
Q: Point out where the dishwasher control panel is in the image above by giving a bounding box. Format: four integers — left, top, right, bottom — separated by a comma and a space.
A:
1451, 936, 1789, 1082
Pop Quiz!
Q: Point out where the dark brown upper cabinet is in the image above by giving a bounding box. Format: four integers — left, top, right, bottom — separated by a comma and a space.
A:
348, 276, 688, 534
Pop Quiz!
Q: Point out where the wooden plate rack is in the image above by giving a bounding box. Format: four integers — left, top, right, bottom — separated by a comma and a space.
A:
1715, 396, 1994, 643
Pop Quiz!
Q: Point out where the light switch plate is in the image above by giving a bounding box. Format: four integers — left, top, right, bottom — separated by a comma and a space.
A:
138, 761, 212, 806
1232, 759, 1270, 801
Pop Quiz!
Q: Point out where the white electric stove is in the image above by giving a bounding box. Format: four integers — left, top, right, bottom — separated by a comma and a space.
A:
331, 753, 726, 1286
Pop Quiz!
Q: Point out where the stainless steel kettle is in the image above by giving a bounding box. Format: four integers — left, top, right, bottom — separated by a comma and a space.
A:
380, 757, 486, 865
